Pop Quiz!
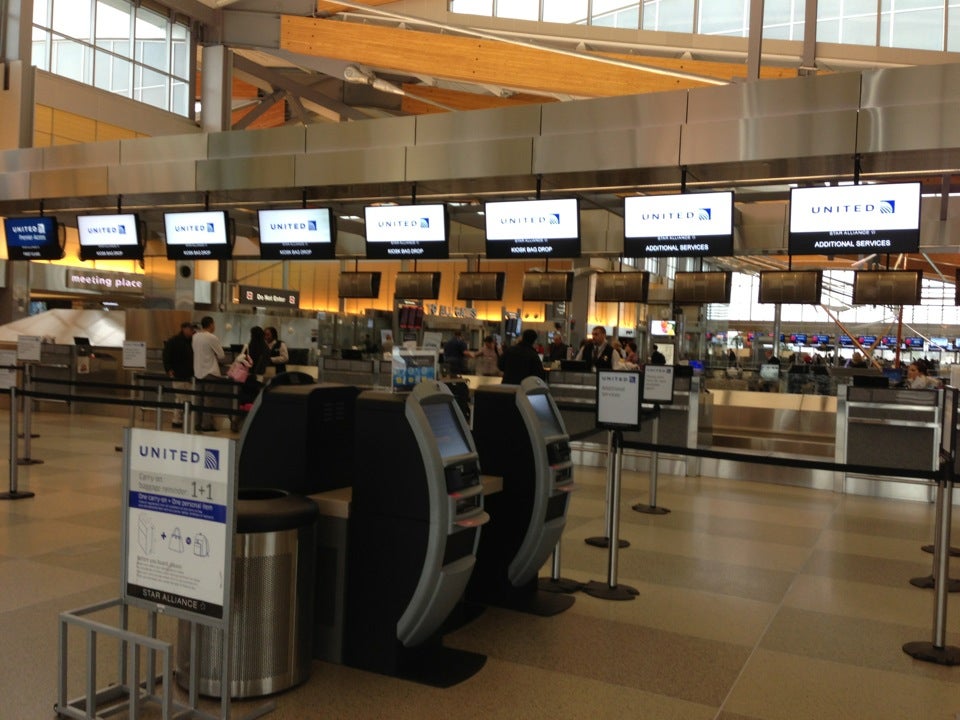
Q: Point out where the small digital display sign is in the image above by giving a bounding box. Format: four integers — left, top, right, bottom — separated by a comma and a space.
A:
484, 198, 580, 259
624, 191, 734, 258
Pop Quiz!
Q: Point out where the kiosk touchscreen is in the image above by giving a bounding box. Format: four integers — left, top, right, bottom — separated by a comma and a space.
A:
344, 382, 488, 686
470, 377, 575, 615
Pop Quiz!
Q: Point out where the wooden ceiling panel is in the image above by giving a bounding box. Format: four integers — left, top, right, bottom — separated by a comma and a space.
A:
315, 0, 395, 14
399, 84, 556, 114
280, 16, 722, 97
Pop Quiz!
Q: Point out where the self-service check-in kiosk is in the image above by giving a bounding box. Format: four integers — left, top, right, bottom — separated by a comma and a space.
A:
344, 381, 489, 686
469, 376, 575, 615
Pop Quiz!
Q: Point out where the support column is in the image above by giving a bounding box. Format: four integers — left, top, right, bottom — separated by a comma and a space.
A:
746, 0, 764, 81
200, 44, 233, 133
1, 0, 36, 149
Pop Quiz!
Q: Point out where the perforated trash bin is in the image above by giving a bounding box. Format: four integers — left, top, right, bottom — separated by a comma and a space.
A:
177, 489, 319, 698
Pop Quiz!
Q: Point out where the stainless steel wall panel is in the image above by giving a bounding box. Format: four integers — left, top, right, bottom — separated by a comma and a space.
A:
0, 147, 43, 173
31, 167, 109, 198
208, 125, 306, 159
407, 138, 533, 181
581, 208, 622, 254
0, 171, 31, 200
541, 91, 687, 134
861, 63, 960, 109
108, 161, 199, 195
414, 105, 541, 145
449, 224, 485, 256
121, 134, 207, 164
306, 115, 415, 151
295, 147, 406, 186
858, 102, 960, 155
680, 110, 858, 167
197, 156, 296, 190
686, 71, 861, 123
42, 140, 120, 170
534, 125, 680, 174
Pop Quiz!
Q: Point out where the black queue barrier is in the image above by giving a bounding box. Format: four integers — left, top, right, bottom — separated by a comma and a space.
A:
0, 387, 33, 501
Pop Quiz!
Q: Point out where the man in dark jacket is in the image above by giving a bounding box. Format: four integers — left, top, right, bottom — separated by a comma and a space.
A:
162, 321, 195, 428
499, 329, 546, 385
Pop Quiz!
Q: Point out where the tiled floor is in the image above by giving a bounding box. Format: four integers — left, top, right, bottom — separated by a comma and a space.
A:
1, 411, 959, 719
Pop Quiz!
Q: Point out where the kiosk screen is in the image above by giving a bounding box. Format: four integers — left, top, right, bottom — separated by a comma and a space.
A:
528, 393, 564, 437
422, 401, 470, 458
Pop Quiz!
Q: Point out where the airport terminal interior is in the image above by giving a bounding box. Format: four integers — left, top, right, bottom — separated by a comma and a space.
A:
0, 411, 958, 720
4, 2, 960, 719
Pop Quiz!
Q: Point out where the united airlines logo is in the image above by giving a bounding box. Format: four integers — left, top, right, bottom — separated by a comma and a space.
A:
639, 209, 713, 222
87, 224, 127, 235
698, 208, 712, 221
138, 445, 219, 471
308, 220, 318, 231
499, 213, 561, 225
419, 218, 430, 229
174, 223, 216, 233
809, 201, 896, 216
629, 376, 637, 383
268, 221, 318, 232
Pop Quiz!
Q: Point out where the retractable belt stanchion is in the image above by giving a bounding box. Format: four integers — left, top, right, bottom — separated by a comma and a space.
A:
1, 387, 34, 500
903, 463, 960, 665
538, 540, 585, 594
632, 407, 670, 515
18, 364, 42, 466
585, 431, 629, 549
583, 429, 638, 601
909, 474, 960, 593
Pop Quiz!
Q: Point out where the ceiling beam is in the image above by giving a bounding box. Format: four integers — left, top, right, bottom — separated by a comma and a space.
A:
399, 84, 556, 115
232, 53, 369, 121
315, 0, 396, 14
279, 17, 727, 98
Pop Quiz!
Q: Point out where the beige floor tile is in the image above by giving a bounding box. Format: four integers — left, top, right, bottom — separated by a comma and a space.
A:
0, 518, 115, 558
0, 558, 115, 612
801, 548, 932, 588
783, 574, 941, 627
721, 648, 960, 720
815, 528, 938, 563
0, 489, 121, 520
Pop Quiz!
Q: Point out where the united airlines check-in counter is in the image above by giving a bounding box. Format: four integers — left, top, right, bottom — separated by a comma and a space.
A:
470, 377, 575, 615
343, 382, 489, 686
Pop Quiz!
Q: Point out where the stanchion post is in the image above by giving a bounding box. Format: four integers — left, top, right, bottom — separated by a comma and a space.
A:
538, 540, 584, 594
1, 387, 34, 500
18, 364, 42, 466
904, 467, 960, 664
633, 407, 671, 515
585, 431, 629, 549
909, 470, 960, 592
155, 386, 163, 431
583, 430, 638, 601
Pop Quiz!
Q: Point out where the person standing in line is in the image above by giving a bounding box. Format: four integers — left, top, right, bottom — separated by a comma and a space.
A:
498, 329, 546, 384
192, 316, 224, 432
443, 330, 468, 376
472, 335, 502, 376
650, 344, 667, 365
162, 321, 195, 429
264, 326, 289, 377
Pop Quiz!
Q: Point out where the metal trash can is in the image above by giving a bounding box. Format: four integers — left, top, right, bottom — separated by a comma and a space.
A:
177, 488, 319, 698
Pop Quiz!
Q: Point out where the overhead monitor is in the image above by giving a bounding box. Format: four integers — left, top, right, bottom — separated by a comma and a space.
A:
77, 213, 142, 261
650, 319, 676, 336
758, 270, 823, 304
395, 271, 441, 299
595, 272, 650, 303
338, 271, 382, 299
3, 216, 64, 260
673, 271, 732, 304
623, 191, 734, 257
163, 210, 231, 260
456, 272, 505, 301
257, 207, 336, 260
852, 270, 922, 305
788, 182, 921, 255
363, 203, 449, 259
484, 198, 580, 259
521, 271, 574, 301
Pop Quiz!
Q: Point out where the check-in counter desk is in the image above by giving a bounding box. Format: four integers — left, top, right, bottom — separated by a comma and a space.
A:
546, 371, 711, 476
837, 385, 941, 499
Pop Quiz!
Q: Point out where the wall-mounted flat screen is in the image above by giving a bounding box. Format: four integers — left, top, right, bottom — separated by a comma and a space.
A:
758, 270, 823, 304
860, 335, 877, 346
839, 335, 854, 346
395, 272, 441, 299
788, 182, 921, 255
3, 216, 63, 260
881, 336, 900, 347
623, 191, 734, 257
456, 272, 505, 301
338, 271, 382, 299
421, 401, 471, 458
673, 271, 732, 304
77, 213, 142, 261
930, 337, 950, 350
527, 392, 565, 437
905, 337, 924, 348
852, 270, 922, 305
164, 211, 231, 260
595, 272, 650, 302
521, 272, 574, 301
257, 208, 336, 260
364, 204, 448, 259
484, 198, 580, 259
650, 319, 676, 336
813, 334, 831, 344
